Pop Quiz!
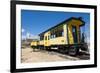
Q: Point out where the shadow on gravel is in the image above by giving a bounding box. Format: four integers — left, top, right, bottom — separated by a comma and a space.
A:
46, 49, 90, 60
31, 48, 90, 60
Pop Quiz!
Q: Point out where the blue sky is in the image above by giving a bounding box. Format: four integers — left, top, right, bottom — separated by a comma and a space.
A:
21, 10, 90, 41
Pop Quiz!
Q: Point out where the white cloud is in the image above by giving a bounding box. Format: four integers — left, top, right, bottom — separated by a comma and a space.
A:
21, 28, 25, 33
29, 35, 40, 39
22, 32, 40, 40
27, 33, 40, 40
26, 32, 30, 38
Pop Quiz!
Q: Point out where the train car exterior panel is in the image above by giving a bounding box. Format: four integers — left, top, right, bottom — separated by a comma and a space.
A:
30, 17, 87, 55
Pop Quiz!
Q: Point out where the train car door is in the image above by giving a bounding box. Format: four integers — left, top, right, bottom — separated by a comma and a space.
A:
44, 32, 50, 47
72, 26, 78, 44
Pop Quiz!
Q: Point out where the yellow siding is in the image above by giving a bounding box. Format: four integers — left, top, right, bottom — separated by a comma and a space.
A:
30, 41, 38, 46
38, 19, 82, 46
39, 40, 44, 45
49, 24, 67, 45
68, 20, 81, 44
63, 24, 68, 44
44, 31, 50, 46
50, 37, 66, 45
68, 24, 74, 44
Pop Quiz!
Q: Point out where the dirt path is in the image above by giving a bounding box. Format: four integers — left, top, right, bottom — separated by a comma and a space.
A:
21, 47, 80, 63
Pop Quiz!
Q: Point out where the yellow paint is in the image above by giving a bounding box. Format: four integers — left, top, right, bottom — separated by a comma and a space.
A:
46, 23, 67, 46
30, 41, 38, 46
44, 31, 50, 46
69, 19, 83, 26
68, 19, 82, 44
39, 40, 44, 45
50, 37, 66, 45
63, 24, 68, 44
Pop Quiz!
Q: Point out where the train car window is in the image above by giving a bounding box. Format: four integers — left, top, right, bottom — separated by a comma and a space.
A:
55, 30, 63, 37
50, 35, 52, 39
55, 33, 58, 37
72, 26, 78, 43
53, 34, 56, 38
62, 31, 64, 36
45, 36, 47, 40
48, 36, 50, 40
40, 35, 44, 40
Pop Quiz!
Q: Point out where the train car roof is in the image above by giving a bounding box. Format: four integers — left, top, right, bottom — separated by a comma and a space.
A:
38, 17, 85, 36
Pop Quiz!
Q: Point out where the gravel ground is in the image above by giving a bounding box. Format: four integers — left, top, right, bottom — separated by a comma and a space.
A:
21, 47, 89, 63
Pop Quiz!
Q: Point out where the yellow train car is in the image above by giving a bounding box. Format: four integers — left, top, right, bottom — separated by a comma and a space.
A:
30, 40, 39, 49
31, 17, 88, 55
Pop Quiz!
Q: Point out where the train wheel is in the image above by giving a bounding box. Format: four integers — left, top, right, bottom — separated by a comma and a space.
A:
68, 46, 79, 56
